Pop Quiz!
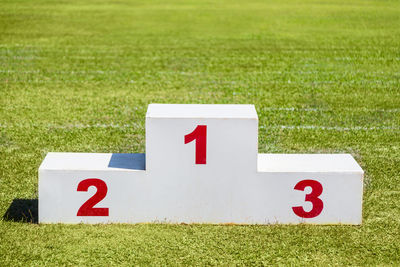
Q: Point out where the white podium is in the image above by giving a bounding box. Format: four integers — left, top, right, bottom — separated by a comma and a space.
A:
39, 104, 364, 224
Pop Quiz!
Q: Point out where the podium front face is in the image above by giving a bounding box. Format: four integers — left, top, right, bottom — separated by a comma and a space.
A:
39, 153, 148, 224
233, 154, 364, 224
38, 104, 364, 224
146, 104, 258, 175
144, 104, 258, 222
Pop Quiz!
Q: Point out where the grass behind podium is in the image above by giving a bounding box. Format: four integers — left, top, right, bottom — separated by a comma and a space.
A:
1, 0, 400, 265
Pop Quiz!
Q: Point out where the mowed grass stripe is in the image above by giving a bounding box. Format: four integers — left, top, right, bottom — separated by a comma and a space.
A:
1, 0, 400, 265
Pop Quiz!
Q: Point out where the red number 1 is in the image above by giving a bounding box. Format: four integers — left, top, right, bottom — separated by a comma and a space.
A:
184, 125, 207, 164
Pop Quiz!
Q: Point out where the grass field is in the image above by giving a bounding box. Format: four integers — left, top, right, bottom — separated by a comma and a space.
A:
1, 0, 400, 265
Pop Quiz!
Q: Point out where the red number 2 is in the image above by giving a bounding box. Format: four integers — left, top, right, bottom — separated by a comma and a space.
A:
184, 125, 207, 164
292, 179, 323, 218
77, 178, 109, 216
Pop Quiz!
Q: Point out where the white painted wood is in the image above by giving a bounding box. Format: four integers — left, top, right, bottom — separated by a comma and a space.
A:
38, 104, 364, 224
39, 152, 145, 171
39, 153, 148, 224
146, 104, 258, 119
39, 153, 363, 224
233, 154, 364, 224
145, 104, 259, 173
257, 154, 364, 173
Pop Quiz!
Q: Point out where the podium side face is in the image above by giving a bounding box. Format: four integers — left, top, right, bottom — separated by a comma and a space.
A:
145, 104, 258, 175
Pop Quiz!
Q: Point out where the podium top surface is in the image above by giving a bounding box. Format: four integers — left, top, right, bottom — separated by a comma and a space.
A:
258, 154, 364, 173
39, 153, 145, 171
146, 104, 258, 119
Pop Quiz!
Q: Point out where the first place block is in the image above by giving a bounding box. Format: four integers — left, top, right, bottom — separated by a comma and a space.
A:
39, 104, 364, 224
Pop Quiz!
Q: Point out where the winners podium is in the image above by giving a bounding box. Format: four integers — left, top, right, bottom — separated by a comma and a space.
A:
39, 104, 364, 224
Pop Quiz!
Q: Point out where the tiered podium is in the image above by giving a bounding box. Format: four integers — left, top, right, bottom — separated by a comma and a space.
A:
39, 104, 364, 224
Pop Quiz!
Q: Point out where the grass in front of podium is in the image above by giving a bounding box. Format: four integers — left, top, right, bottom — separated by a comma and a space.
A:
1, 0, 400, 265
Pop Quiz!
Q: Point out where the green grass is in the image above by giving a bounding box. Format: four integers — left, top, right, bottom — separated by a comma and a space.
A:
1, 0, 400, 265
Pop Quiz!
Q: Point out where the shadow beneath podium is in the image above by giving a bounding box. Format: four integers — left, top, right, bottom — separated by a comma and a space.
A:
108, 153, 146, 170
3, 199, 38, 223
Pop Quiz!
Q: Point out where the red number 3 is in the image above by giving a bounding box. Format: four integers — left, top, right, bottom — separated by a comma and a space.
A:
292, 179, 323, 218
77, 178, 109, 216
